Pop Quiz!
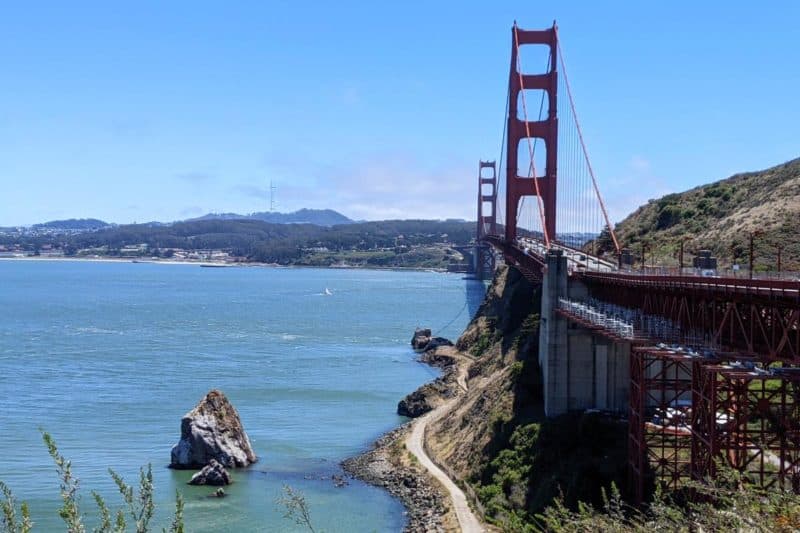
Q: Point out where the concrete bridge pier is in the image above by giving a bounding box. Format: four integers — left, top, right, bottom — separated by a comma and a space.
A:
473, 244, 495, 280
538, 249, 630, 417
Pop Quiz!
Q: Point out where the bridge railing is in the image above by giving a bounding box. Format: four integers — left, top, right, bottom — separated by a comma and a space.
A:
579, 271, 800, 302
614, 265, 800, 281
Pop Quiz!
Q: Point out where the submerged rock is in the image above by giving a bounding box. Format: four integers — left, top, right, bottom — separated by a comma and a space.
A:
170, 389, 257, 469
188, 458, 232, 486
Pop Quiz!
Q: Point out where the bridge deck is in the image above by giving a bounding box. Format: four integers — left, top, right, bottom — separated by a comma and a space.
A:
482, 235, 800, 303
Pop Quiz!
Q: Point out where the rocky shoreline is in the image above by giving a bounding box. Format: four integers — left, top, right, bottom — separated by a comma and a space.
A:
342, 335, 463, 532
342, 425, 450, 532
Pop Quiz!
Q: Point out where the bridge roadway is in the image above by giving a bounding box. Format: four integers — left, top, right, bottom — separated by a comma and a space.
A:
517, 237, 616, 273
484, 235, 799, 304
483, 234, 616, 281
483, 235, 800, 362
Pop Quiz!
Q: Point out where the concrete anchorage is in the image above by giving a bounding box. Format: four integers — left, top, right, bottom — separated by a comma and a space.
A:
539, 249, 630, 416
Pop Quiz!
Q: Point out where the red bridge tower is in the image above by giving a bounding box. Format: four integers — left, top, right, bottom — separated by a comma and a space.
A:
505, 23, 558, 244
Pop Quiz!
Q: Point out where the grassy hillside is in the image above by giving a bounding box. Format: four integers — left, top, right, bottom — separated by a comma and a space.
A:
431, 265, 800, 531
427, 266, 629, 530
611, 157, 800, 272
0, 218, 474, 268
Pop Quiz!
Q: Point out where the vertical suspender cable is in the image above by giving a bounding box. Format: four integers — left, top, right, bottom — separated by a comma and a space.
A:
496, 85, 510, 234
555, 27, 621, 255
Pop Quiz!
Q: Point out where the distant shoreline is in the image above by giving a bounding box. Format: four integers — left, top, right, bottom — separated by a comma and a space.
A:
0, 255, 456, 274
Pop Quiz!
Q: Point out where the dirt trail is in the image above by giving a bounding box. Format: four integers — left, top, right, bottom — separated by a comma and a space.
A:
404, 355, 485, 533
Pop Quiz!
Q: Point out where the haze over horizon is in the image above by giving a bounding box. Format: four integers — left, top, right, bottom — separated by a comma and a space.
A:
1, 1, 798, 227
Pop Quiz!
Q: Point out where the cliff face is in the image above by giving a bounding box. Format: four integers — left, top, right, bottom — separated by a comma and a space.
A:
428, 265, 627, 529
428, 265, 541, 477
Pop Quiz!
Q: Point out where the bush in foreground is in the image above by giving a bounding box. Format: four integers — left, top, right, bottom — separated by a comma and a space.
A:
1, 432, 184, 533
537, 474, 800, 533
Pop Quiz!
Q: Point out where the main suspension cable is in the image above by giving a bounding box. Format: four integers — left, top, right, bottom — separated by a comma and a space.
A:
495, 82, 510, 235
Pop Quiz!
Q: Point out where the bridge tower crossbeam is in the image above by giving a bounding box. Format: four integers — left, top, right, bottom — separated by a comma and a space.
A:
477, 160, 497, 239
505, 23, 558, 245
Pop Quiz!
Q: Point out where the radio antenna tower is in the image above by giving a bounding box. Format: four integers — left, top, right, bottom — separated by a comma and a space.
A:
269, 180, 277, 212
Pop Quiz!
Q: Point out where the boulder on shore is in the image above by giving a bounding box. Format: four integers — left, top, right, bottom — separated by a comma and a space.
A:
170, 389, 257, 469
411, 328, 454, 352
397, 378, 453, 418
397, 388, 434, 418
188, 458, 231, 486
411, 328, 432, 351
424, 336, 454, 351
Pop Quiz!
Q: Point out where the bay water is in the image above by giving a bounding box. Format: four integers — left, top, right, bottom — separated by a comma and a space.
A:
0, 260, 483, 532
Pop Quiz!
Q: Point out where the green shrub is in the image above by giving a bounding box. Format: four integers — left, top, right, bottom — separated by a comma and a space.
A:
471, 331, 494, 357
656, 205, 682, 230
1, 433, 184, 533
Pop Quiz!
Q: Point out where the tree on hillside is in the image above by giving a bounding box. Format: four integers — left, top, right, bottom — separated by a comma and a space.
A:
595, 225, 616, 255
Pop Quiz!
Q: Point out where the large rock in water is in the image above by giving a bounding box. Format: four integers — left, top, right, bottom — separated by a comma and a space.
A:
188, 458, 232, 486
411, 328, 453, 352
397, 388, 434, 418
170, 389, 257, 469
411, 328, 432, 351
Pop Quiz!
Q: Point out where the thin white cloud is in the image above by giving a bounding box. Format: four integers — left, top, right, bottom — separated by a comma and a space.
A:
233, 153, 475, 221
603, 155, 672, 224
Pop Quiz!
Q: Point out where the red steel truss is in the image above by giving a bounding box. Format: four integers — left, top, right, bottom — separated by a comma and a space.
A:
580, 273, 800, 363
692, 364, 800, 491
630, 346, 800, 503
477, 22, 800, 505
629, 347, 696, 504
483, 235, 544, 283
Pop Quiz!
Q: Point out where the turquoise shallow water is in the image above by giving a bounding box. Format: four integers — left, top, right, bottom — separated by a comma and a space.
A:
0, 260, 483, 532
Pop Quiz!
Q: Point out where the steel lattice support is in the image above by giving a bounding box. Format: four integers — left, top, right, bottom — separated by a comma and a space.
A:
628, 343, 800, 504
580, 273, 800, 363
629, 347, 695, 503
628, 348, 646, 504
691, 364, 800, 491
505, 23, 558, 244
474, 244, 495, 280
690, 359, 718, 483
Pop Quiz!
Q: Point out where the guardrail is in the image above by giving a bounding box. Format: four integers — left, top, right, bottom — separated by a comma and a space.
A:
578, 271, 800, 301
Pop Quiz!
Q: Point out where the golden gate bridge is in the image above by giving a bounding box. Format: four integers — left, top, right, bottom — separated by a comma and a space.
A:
473, 22, 800, 503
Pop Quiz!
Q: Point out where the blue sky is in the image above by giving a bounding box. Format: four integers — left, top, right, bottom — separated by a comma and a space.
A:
1, 1, 798, 226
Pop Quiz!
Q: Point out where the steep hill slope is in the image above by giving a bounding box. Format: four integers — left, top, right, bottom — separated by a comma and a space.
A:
427, 266, 628, 530
611, 157, 800, 271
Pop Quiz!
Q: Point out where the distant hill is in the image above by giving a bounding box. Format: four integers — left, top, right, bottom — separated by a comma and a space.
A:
33, 218, 110, 231
611, 158, 800, 271
0, 218, 476, 268
189, 209, 353, 227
